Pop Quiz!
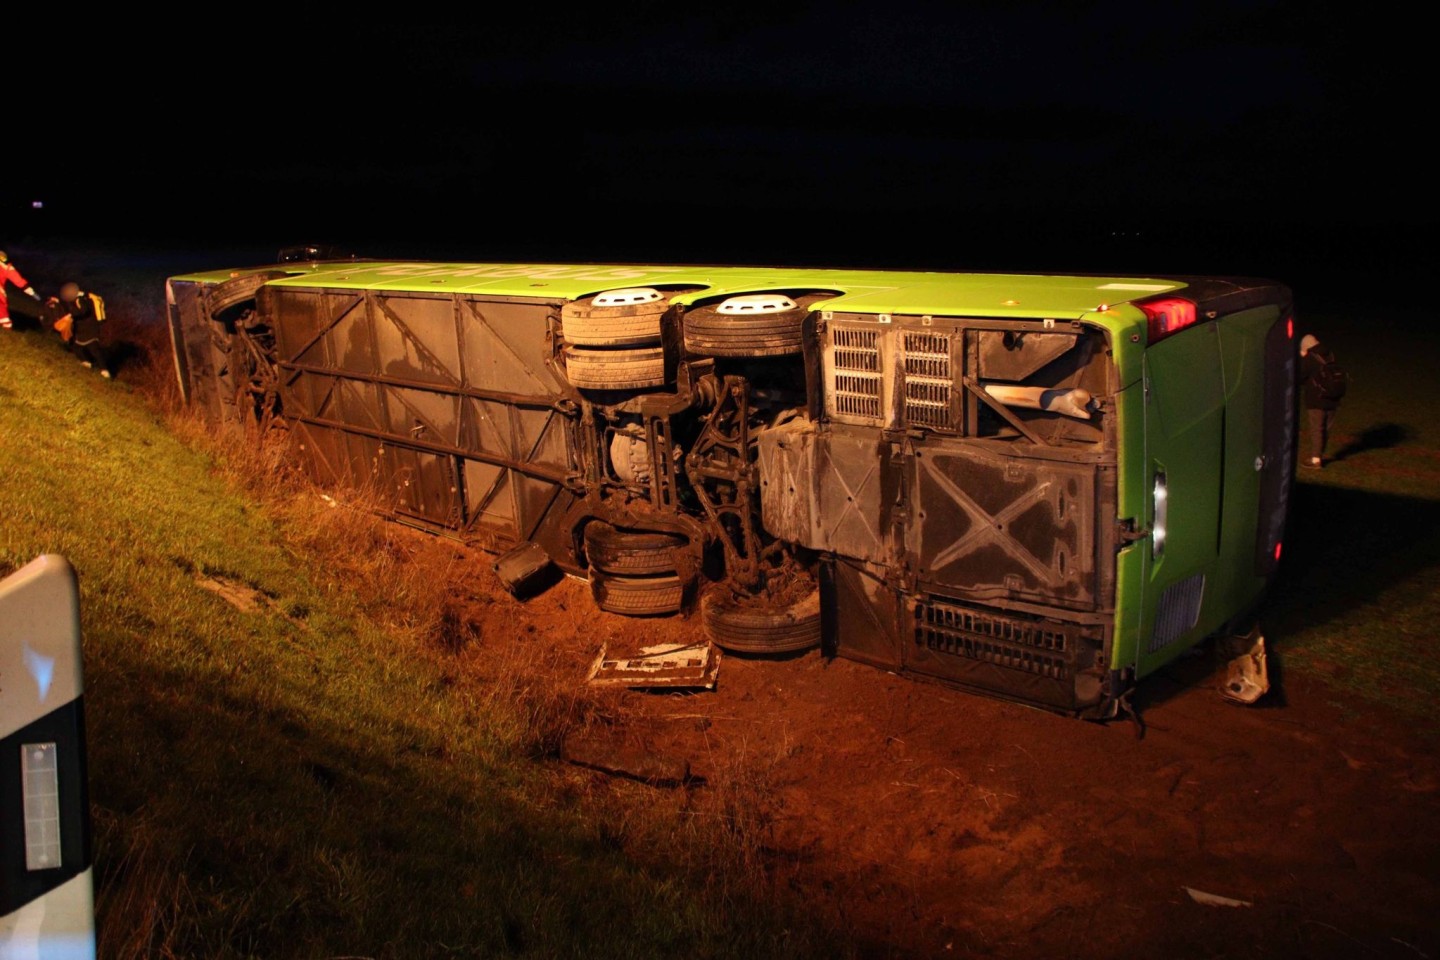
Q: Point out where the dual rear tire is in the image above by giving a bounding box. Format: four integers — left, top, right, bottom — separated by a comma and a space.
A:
585, 522, 690, 616
561, 298, 669, 390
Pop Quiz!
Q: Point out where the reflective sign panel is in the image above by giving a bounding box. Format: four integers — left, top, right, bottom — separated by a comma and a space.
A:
22, 742, 62, 871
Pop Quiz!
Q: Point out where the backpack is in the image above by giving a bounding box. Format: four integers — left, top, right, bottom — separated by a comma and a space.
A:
1313, 356, 1348, 401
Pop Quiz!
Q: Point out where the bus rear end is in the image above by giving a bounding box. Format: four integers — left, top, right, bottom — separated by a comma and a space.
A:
777, 277, 1295, 717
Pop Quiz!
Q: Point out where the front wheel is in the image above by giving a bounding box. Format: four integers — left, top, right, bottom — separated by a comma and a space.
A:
591, 571, 688, 616
700, 586, 821, 654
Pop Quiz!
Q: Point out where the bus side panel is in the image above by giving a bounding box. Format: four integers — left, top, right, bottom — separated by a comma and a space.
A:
271, 287, 581, 550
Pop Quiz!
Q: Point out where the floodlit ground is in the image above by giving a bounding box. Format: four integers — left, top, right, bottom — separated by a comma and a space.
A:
3, 248, 1438, 958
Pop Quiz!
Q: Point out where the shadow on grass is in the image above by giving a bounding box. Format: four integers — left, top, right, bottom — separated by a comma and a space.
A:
1330, 422, 1413, 463
107, 339, 150, 378
90, 649, 837, 960
1135, 480, 1440, 715
1266, 480, 1440, 634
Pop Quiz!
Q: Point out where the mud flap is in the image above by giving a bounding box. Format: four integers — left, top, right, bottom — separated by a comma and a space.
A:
1218, 627, 1270, 704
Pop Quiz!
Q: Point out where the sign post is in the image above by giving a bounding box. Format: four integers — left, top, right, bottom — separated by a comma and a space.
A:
1, 556, 95, 960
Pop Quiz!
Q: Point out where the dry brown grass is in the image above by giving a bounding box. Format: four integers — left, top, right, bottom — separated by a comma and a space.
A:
157, 399, 800, 917
159, 395, 631, 752
164, 413, 452, 635
92, 808, 197, 960
106, 311, 180, 402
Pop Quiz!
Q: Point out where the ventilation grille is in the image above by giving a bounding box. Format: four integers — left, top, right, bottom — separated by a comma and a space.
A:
829, 326, 883, 422
903, 331, 952, 428
1149, 573, 1206, 652
917, 599, 1072, 680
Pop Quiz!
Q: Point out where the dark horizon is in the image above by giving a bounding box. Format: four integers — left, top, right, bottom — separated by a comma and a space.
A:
5, 3, 1430, 299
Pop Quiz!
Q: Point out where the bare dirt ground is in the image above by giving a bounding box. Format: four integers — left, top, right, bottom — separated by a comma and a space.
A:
421, 543, 1440, 960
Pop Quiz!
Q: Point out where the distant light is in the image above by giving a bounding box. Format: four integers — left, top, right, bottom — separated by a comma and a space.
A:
31, 200, 44, 209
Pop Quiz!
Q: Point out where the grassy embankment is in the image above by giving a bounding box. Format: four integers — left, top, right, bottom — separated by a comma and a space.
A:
0, 325, 838, 957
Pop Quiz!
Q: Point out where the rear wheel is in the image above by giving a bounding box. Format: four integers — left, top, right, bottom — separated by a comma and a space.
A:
564, 345, 667, 390
591, 571, 688, 616
584, 522, 688, 577
700, 586, 821, 654
683, 305, 808, 357
560, 304, 666, 347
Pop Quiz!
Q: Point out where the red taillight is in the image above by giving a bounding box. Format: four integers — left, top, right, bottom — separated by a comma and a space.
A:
1138, 296, 1199, 343
1275, 542, 1283, 561
1286, 317, 1294, 339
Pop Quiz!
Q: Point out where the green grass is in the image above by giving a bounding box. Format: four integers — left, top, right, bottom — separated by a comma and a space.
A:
1259, 301, 1440, 719
0, 329, 840, 959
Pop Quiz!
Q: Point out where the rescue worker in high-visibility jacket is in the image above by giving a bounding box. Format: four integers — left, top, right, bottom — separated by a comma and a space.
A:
52, 282, 111, 378
0, 249, 41, 330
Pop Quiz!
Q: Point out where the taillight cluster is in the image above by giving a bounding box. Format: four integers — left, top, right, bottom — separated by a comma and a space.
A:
1137, 296, 1200, 343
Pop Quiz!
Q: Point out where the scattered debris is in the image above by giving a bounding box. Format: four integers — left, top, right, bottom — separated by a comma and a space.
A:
587, 641, 721, 691
561, 730, 697, 788
492, 541, 557, 598
1184, 886, 1253, 908
1219, 627, 1270, 705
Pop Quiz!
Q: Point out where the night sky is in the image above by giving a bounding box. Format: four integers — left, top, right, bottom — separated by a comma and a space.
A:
6, 3, 1429, 289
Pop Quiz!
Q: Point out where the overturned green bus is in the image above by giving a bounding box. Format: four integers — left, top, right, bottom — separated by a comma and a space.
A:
167, 261, 1296, 717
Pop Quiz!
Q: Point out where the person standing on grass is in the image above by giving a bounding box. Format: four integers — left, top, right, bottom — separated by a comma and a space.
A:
1300, 333, 1346, 468
51, 282, 111, 379
0, 249, 42, 331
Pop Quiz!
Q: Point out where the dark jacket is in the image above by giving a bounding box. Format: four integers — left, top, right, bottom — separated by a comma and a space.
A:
1301, 345, 1341, 411
65, 293, 103, 344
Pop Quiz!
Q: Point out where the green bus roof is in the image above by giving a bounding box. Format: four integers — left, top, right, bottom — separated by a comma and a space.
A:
171, 259, 1188, 330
